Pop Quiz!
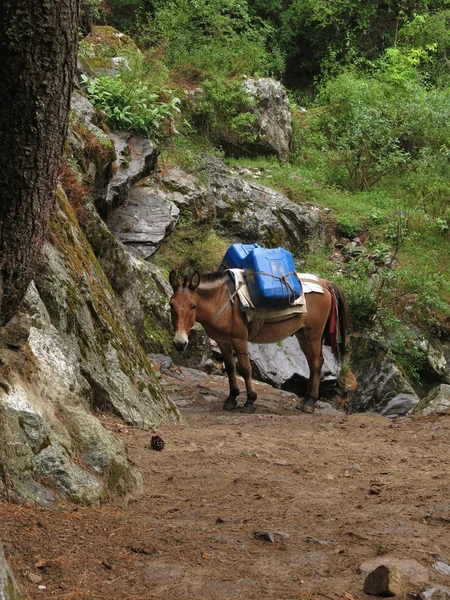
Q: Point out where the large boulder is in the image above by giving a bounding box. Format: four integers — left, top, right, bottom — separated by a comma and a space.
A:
348, 336, 419, 416
84, 198, 211, 367
249, 337, 340, 393
205, 157, 324, 257
240, 78, 292, 162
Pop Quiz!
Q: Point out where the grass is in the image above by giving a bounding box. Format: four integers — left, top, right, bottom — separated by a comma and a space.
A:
151, 221, 230, 273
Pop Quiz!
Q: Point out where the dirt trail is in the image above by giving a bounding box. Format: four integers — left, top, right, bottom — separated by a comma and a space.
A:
1, 368, 450, 600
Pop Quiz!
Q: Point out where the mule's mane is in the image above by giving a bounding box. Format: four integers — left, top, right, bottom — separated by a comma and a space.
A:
181, 271, 226, 287
200, 271, 227, 284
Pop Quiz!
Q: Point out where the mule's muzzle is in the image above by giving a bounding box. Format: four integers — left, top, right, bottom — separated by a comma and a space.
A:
173, 339, 188, 352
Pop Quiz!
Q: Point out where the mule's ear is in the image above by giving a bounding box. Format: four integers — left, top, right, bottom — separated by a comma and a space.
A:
189, 271, 201, 290
169, 270, 180, 291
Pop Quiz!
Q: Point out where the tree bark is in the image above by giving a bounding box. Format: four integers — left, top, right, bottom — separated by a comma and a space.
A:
0, 0, 81, 326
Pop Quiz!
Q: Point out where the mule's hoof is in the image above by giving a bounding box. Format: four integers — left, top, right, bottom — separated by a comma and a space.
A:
241, 403, 256, 414
300, 403, 315, 414
223, 398, 238, 411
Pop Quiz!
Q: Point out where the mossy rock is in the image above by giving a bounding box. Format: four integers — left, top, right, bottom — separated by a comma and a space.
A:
83, 26, 138, 58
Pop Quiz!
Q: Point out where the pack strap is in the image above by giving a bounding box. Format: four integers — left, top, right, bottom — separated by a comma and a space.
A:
248, 270, 301, 305
209, 281, 245, 326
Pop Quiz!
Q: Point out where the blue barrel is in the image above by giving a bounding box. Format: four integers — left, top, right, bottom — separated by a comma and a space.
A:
219, 243, 260, 272
243, 247, 301, 308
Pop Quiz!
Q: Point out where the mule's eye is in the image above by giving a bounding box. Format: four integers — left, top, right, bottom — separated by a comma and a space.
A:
191, 304, 197, 310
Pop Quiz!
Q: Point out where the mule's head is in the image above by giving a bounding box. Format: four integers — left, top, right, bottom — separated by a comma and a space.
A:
168, 270, 200, 352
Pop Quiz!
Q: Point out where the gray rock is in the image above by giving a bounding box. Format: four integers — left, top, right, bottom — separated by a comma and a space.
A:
359, 556, 429, 585
249, 336, 341, 393
363, 565, 403, 597
34, 446, 104, 505
140, 162, 324, 259
348, 337, 419, 414
204, 156, 324, 257
415, 384, 450, 415
103, 131, 158, 216
107, 186, 180, 258
380, 393, 419, 418
419, 587, 450, 600
84, 204, 211, 368
424, 340, 450, 383
0, 195, 179, 505
0, 539, 23, 600
32, 220, 177, 429
69, 92, 115, 193
242, 78, 292, 162
433, 561, 450, 576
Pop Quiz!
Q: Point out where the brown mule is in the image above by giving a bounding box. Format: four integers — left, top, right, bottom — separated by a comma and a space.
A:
168, 271, 348, 414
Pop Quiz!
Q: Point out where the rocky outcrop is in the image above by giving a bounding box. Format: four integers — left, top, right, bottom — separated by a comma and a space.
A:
204, 157, 323, 256
415, 384, 450, 415
348, 337, 419, 416
107, 185, 180, 259
240, 78, 292, 162
103, 131, 158, 217
0, 190, 179, 506
0, 540, 22, 600
149, 159, 325, 259
79, 26, 138, 77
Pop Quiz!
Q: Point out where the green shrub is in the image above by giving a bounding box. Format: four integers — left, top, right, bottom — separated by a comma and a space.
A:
137, 0, 285, 80
192, 76, 257, 146
336, 215, 361, 238
81, 73, 181, 138
340, 276, 378, 329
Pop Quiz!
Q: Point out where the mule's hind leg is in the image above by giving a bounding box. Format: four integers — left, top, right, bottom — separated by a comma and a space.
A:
232, 338, 257, 414
295, 330, 324, 414
218, 341, 240, 410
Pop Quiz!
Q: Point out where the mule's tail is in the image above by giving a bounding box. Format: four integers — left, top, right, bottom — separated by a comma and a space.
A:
331, 282, 348, 357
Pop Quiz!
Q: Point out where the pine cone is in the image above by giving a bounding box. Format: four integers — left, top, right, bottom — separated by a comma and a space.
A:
151, 435, 165, 451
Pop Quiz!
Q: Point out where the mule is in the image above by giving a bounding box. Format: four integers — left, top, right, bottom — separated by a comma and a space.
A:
168, 270, 348, 414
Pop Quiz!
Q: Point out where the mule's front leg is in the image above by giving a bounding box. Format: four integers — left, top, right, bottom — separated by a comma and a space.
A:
232, 339, 257, 414
217, 341, 240, 410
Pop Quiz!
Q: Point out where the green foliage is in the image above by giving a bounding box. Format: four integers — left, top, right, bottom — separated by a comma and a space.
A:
193, 76, 257, 145
336, 215, 361, 238
151, 221, 230, 273
312, 70, 410, 190
81, 73, 180, 138
340, 276, 379, 329
380, 315, 429, 382
398, 10, 450, 86
137, 0, 284, 79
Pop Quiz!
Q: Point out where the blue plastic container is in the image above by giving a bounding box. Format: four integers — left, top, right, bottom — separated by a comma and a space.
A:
243, 247, 301, 308
219, 243, 260, 272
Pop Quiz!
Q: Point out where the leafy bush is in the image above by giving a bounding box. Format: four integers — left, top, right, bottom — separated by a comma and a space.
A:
313, 70, 410, 190
336, 215, 361, 238
137, 0, 285, 80
82, 73, 181, 138
340, 276, 378, 329
192, 76, 257, 146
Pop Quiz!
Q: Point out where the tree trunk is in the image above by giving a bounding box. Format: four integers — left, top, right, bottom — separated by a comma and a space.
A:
0, 0, 81, 326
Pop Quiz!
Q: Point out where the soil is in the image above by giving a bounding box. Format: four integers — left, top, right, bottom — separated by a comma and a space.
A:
1, 367, 450, 600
